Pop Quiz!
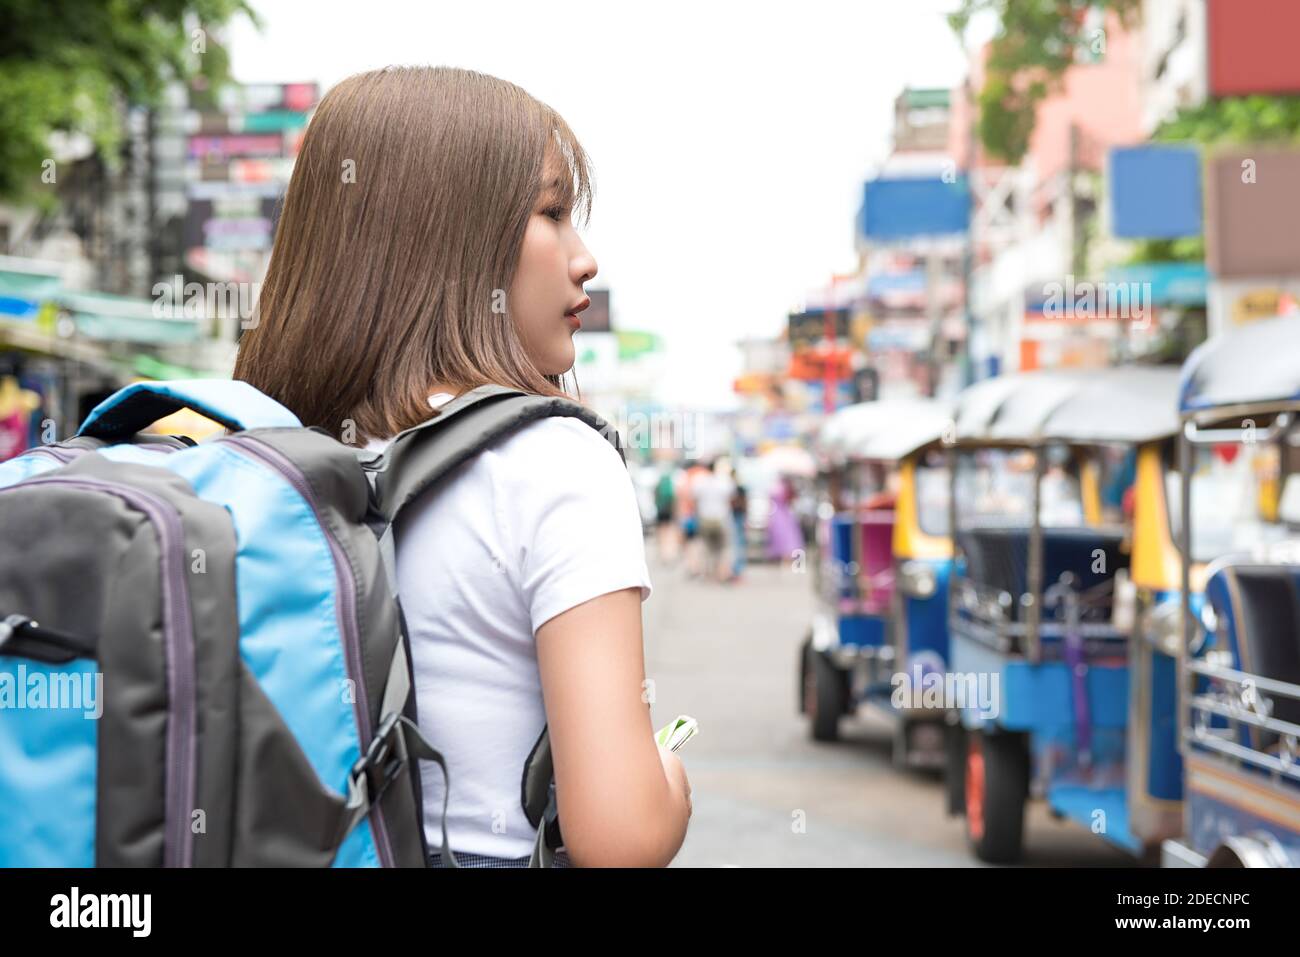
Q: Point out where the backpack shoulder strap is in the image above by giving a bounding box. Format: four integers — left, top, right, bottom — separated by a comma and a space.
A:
366, 385, 622, 867
77, 378, 300, 441
522, 726, 562, 867
367, 384, 623, 526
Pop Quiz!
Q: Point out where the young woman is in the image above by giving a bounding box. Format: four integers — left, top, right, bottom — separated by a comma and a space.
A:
233, 66, 691, 867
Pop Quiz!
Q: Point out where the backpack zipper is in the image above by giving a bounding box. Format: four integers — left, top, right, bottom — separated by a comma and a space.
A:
223, 434, 396, 868
0, 475, 198, 867
27, 447, 81, 466
26, 444, 178, 467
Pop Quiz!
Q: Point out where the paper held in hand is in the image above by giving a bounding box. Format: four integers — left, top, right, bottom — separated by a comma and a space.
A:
654, 715, 698, 752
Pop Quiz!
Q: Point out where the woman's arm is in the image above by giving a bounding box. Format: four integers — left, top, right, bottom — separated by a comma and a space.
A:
536, 586, 691, 867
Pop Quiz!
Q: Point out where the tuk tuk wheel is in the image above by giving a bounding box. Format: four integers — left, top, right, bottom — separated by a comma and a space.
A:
965, 729, 1029, 864
801, 637, 848, 742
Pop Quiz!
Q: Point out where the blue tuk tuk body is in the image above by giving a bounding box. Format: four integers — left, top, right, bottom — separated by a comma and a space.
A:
1162, 315, 1300, 868
946, 367, 1184, 862
800, 399, 957, 768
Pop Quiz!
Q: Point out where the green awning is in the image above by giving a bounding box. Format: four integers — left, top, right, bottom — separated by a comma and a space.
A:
241, 110, 311, 133
71, 314, 203, 344
58, 290, 203, 344
903, 88, 950, 109
133, 354, 220, 380
0, 269, 62, 301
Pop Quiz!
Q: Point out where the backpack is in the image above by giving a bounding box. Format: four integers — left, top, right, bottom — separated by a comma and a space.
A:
0, 378, 621, 867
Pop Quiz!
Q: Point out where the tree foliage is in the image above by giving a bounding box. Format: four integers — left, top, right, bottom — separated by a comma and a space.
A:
0, 0, 257, 203
948, 0, 1142, 163
1154, 94, 1300, 146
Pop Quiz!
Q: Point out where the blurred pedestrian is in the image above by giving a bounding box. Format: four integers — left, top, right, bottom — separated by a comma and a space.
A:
693, 458, 736, 582
1041, 444, 1083, 527
728, 466, 748, 582
653, 465, 679, 562
677, 459, 708, 578
765, 474, 805, 565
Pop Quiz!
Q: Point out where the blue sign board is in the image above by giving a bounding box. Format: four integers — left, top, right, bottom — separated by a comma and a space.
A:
860, 176, 971, 241
1109, 145, 1203, 239
867, 270, 927, 297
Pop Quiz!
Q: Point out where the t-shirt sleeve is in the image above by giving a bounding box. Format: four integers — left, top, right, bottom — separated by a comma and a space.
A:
496, 417, 653, 633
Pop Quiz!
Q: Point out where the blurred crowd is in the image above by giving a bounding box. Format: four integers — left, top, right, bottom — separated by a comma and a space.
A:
642, 457, 813, 584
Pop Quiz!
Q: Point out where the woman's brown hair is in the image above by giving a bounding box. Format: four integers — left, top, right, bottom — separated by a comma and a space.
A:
233, 65, 592, 443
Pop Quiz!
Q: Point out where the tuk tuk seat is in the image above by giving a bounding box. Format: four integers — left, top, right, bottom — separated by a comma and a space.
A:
1207, 562, 1300, 750
957, 526, 1127, 622
830, 509, 896, 613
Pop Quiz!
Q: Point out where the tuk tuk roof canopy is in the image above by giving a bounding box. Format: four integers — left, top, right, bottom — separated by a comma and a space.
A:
1179, 314, 1300, 415
816, 398, 953, 465
952, 366, 1181, 445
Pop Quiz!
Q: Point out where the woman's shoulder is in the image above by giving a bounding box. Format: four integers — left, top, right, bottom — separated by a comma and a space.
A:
490, 414, 625, 473
483, 415, 638, 530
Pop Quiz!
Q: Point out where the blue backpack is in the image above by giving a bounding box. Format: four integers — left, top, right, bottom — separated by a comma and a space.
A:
0, 378, 620, 867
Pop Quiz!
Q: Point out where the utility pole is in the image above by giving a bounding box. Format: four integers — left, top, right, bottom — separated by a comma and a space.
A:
925, 248, 943, 396
960, 73, 978, 387
823, 274, 840, 413
1070, 122, 1085, 280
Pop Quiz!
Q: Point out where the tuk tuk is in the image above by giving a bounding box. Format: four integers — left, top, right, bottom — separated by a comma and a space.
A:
945, 366, 1182, 863
1162, 314, 1300, 868
799, 398, 956, 768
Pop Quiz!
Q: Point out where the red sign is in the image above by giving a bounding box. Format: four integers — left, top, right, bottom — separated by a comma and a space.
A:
785, 347, 853, 383
1208, 0, 1300, 96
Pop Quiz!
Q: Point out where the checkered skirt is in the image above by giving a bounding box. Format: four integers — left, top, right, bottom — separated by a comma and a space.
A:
427, 850, 572, 868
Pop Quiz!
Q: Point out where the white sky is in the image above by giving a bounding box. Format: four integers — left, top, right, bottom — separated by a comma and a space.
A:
226, 0, 973, 409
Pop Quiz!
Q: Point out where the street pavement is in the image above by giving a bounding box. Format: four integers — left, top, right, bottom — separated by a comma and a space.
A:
641, 546, 1135, 868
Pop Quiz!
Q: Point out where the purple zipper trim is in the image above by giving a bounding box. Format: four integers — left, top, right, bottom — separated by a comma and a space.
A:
27, 444, 178, 467
1063, 622, 1092, 765
28, 447, 81, 466
224, 434, 395, 867
2, 474, 197, 867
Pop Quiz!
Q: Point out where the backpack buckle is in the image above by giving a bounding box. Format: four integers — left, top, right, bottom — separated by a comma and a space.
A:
542, 781, 564, 849
0, 614, 33, 652
349, 712, 407, 807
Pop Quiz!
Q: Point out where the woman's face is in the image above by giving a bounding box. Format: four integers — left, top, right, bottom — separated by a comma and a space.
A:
508, 157, 598, 376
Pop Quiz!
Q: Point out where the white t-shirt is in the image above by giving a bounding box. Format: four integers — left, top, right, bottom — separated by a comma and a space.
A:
364, 407, 653, 859
693, 471, 736, 523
